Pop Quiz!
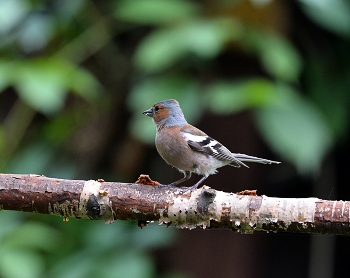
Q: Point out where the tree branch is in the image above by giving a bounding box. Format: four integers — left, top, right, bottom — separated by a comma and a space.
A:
0, 174, 349, 235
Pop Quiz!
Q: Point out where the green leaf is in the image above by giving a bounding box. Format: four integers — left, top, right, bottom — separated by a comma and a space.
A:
43, 109, 85, 146
299, 0, 350, 37
0, 211, 24, 241
205, 78, 279, 114
3, 222, 59, 252
0, 61, 13, 91
131, 222, 176, 249
135, 19, 241, 72
0, 249, 44, 278
0, 58, 102, 115
255, 84, 333, 174
0, 0, 29, 35
50, 255, 95, 278
17, 83, 67, 115
134, 28, 185, 72
243, 30, 302, 81
0, 126, 5, 153
9, 143, 54, 174
115, 0, 199, 25
101, 252, 154, 278
305, 57, 350, 141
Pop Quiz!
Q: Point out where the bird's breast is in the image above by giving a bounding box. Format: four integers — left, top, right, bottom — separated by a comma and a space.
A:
155, 128, 193, 171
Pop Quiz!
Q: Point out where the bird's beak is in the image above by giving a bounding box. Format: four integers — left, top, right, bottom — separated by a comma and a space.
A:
142, 108, 153, 117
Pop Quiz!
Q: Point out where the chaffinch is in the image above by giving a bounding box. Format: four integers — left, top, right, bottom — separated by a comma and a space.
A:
143, 99, 280, 190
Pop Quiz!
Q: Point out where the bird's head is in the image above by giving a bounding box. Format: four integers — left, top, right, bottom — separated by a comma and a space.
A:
142, 99, 187, 127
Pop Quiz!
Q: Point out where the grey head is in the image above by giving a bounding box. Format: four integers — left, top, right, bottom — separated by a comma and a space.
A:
142, 99, 188, 127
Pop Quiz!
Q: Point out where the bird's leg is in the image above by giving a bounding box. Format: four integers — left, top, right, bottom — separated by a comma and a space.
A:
187, 176, 208, 190
165, 171, 192, 187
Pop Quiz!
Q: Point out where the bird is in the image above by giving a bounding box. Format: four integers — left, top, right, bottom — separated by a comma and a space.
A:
143, 99, 280, 190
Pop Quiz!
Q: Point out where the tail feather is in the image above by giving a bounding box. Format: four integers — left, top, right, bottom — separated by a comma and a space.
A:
232, 153, 280, 165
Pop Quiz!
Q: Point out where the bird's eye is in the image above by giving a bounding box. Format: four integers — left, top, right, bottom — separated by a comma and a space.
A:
154, 106, 160, 112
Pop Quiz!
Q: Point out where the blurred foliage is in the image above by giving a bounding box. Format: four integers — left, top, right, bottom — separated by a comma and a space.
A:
0, 58, 102, 114
0, 211, 176, 278
299, 0, 350, 37
0, 0, 350, 277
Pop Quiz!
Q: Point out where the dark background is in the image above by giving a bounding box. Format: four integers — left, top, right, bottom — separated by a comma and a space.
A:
0, 0, 350, 277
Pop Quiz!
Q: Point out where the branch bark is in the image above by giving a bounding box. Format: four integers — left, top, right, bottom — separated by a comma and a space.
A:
0, 174, 349, 235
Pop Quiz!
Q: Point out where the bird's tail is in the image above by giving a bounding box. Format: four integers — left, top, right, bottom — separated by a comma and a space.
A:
232, 153, 280, 165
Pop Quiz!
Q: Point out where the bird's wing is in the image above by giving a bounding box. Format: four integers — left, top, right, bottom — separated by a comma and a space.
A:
181, 130, 248, 168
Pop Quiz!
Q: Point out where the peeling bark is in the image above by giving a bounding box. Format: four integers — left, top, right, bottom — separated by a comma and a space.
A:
0, 174, 349, 235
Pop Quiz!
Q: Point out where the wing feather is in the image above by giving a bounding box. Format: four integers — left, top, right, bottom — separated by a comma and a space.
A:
182, 132, 248, 168
180, 125, 280, 168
